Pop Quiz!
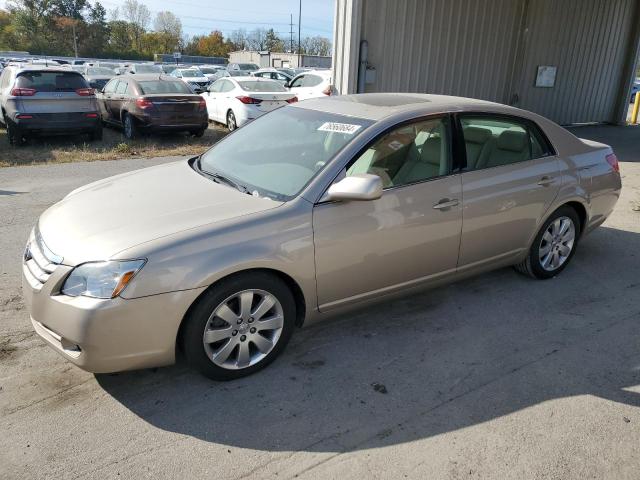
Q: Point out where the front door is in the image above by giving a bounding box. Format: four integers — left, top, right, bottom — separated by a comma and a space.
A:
457, 114, 561, 270
313, 116, 463, 310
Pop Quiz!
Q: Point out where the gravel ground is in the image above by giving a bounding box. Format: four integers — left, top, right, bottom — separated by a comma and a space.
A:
0, 127, 639, 479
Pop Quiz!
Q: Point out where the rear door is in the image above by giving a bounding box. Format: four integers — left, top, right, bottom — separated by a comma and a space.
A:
111, 80, 128, 122
457, 114, 560, 271
204, 80, 222, 121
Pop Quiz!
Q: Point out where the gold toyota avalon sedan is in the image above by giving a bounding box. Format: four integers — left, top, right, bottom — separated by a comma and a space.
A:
22, 94, 621, 380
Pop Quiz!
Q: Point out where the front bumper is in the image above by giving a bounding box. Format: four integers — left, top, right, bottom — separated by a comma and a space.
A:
22, 259, 206, 373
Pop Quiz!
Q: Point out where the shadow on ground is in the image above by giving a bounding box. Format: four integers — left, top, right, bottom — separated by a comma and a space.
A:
96, 226, 640, 454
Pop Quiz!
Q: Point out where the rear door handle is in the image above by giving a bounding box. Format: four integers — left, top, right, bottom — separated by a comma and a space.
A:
433, 198, 459, 210
537, 176, 555, 187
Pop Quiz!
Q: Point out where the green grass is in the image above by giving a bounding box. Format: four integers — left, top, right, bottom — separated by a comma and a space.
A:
0, 123, 227, 167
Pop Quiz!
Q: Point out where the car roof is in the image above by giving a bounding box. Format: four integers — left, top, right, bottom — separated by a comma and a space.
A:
10, 65, 82, 74
294, 93, 515, 121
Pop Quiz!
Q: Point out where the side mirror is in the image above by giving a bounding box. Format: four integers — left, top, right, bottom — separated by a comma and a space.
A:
284, 81, 290, 88
327, 174, 383, 202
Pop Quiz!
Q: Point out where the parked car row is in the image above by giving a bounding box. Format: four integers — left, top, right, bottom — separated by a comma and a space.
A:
0, 62, 336, 144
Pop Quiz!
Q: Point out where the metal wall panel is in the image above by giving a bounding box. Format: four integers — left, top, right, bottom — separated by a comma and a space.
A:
360, 0, 525, 103
515, 0, 638, 124
334, 0, 640, 124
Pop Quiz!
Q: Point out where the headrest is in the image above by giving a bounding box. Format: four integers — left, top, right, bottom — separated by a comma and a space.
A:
463, 127, 492, 144
497, 130, 527, 152
421, 137, 442, 166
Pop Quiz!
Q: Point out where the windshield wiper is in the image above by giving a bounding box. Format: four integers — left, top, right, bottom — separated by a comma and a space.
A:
208, 171, 249, 194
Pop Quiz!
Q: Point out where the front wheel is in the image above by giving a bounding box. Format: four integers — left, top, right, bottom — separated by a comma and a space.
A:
181, 272, 296, 380
226, 110, 237, 132
515, 206, 581, 279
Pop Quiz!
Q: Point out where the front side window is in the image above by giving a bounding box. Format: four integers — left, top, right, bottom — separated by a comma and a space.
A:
460, 116, 553, 170
346, 117, 451, 189
290, 75, 304, 88
198, 106, 372, 200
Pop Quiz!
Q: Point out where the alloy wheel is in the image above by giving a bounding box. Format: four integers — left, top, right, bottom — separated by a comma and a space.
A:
539, 216, 575, 271
202, 289, 284, 370
227, 111, 236, 131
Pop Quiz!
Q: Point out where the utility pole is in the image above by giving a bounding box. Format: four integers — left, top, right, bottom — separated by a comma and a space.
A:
72, 21, 79, 58
289, 14, 294, 53
298, 0, 302, 67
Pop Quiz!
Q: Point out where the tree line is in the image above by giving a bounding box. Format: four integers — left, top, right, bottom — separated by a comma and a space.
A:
0, 0, 332, 60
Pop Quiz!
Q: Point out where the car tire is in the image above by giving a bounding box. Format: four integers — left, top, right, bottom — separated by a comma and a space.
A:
6, 120, 23, 146
123, 113, 137, 139
89, 124, 103, 142
191, 128, 206, 138
514, 206, 581, 279
181, 271, 296, 381
226, 110, 237, 132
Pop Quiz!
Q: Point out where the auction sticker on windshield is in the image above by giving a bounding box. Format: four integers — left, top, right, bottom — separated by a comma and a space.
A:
318, 122, 363, 134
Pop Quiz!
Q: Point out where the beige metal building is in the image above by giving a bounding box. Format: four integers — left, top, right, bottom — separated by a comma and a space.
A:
228, 51, 332, 69
333, 0, 640, 125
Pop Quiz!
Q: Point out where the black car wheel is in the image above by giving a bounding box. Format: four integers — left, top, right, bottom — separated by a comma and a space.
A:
123, 113, 137, 139
89, 124, 103, 142
227, 110, 237, 132
191, 128, 206, 138
6, 120, 24, 146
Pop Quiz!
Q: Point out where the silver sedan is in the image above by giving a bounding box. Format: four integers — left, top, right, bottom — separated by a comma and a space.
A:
22, 93, 622, 380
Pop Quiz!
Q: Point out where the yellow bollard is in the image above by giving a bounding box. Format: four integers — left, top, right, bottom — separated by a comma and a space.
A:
632, 90, 640, 125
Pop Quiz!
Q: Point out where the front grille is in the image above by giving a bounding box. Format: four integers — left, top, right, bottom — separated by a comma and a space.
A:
23, 227, 62, 288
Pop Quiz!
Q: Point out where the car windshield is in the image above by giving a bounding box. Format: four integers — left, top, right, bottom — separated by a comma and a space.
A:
238, 80, 287, 92
228, 70, 244, 76
238, 63, 258, 71
181, 70, 202, 78
87, 67, 114, 76
136, 64, 162, 73
138, 80, 193, 94
200, 67, 220, 74
198, 107, 372, 200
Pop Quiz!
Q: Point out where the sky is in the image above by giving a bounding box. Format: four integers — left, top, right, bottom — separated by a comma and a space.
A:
0, 0, 335, 39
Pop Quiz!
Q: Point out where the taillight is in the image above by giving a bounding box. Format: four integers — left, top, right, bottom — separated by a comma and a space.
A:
236, 96, 262, 105
85, 113, 98, 118
10, 88, 36, 96
75, 88, 95, 96
606, 153, 619, 173
136, 98, 154, 109
16, 114, 33, 119
286, 96, 298, 103
198, 97, 206, 111
322, 85, 333, 96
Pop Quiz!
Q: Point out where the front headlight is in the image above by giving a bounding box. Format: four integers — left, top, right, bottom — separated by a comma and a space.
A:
62, 260, 146, 299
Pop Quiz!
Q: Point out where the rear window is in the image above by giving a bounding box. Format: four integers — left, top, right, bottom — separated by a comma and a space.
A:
238, 81, 287, 92
238, 64, 258, 71
138, 80, 192, 94
15, 71, 88, 92
87, 67, 114, 76
135, 65, 162, 74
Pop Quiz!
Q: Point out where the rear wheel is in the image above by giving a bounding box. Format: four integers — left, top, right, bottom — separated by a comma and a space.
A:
226, 110, 237, 132
123, 113, 137, 139
181, 272, 295, 380
515, 206, 580, 279
191, 127, 206, 138
88, 124, 103, 141
6, 120, 24, 146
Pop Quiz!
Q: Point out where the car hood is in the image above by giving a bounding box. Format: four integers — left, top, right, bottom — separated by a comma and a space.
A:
38, 160, 283, 265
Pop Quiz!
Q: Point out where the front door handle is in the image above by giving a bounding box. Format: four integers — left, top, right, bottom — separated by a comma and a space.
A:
537, 176, 555, 187
433, 198, 459, 210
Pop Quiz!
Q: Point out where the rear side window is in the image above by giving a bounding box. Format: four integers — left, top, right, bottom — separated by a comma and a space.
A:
104, 79, 119, 94
138, 81, 192, 94
238, 81, 286, 92
460, 116, 554, 171
15, 71, 88, 92
115, 81, 128, 94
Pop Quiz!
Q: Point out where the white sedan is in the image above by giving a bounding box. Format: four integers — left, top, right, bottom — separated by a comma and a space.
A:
202, 77, 298, 131
287, 70, 337, 101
